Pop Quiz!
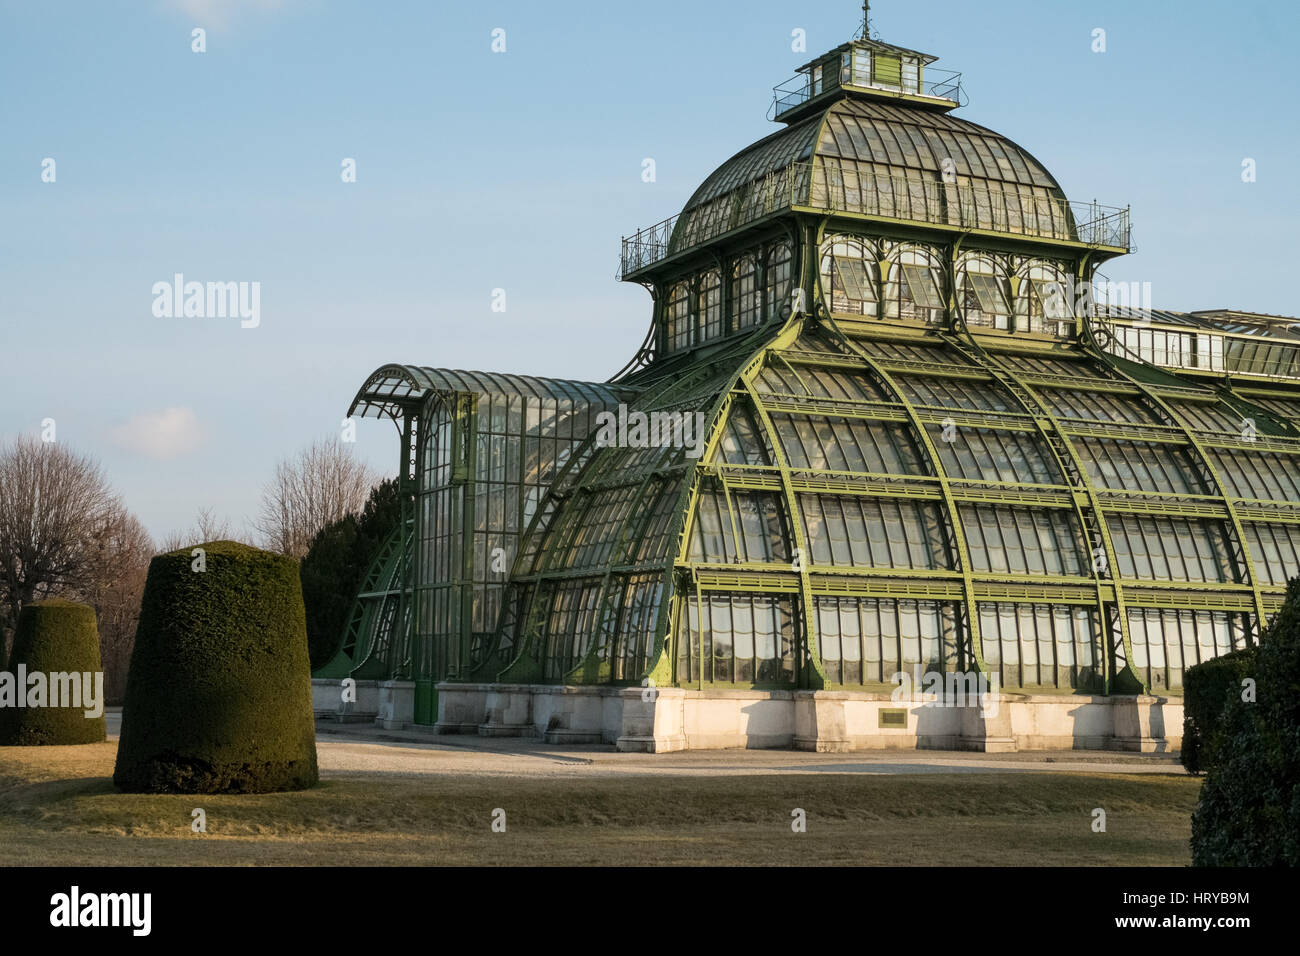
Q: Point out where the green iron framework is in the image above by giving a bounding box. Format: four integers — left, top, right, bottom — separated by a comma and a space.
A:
321, 22, 1300, 723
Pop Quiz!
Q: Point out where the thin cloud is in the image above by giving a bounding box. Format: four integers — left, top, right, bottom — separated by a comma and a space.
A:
159, 0, 288, 30
110, 407, 202, 460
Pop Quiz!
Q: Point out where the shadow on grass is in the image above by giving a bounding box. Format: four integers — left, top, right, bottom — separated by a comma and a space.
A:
1, 742, 1203, 866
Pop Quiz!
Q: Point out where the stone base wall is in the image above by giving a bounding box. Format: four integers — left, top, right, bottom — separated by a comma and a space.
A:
312, 678, 414, 729
429, 683, 1183, 754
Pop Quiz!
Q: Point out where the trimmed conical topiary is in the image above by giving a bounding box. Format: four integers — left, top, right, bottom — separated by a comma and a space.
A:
113, 540, 318, 793
0, 599, 107, 746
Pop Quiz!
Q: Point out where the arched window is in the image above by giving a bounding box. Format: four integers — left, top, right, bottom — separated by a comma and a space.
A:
820, 236, 878, 317
1016, 261, 1073, 337
731, 256, 759, 330
697, 269, 722, 343
958, 253, 1011, 330
665, 281, 692, 353
763, 243, 793, 322
884, 245, 944, 325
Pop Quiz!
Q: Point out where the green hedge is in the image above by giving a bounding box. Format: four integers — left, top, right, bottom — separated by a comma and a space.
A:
1181, 647, 1257, 774
0, 600, 107, 746
113, 541, 318, 793
1191, 579, 1300, 866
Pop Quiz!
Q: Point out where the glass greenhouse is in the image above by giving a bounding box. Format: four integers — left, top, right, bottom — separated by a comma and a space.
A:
315, 16, 1300, 750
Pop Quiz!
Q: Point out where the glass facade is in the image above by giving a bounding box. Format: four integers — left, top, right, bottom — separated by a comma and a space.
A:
487, 323, 1297, 697
333, 29, 1300, 720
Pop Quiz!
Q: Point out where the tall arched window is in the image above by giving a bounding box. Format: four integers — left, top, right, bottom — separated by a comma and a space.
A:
958, 253, 1011, 330
763, 243, 793, 322
820, 236, 878, 317
697, 269, 722, 343
884, 245, 944, 325
731, 256, 759, 330
666, 281, 692, 353
1016, 261, 1073, 337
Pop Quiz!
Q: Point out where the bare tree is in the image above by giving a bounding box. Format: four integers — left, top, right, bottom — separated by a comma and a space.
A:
158, 506, 239, 554
0, 436, 125, 656
255, 437, 380, 558
79, 509, 153, 703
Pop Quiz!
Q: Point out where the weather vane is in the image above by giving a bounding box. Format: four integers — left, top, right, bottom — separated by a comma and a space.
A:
861, 1, 873, 40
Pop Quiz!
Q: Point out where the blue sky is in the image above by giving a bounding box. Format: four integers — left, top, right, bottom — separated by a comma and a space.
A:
2, 0, 1297, 542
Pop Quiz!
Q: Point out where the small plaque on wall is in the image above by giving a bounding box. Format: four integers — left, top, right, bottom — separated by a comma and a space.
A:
878, 708, 908, 729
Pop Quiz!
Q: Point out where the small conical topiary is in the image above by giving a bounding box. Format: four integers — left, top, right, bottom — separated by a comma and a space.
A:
113, 540, 318, 793
0, 599, 107, 746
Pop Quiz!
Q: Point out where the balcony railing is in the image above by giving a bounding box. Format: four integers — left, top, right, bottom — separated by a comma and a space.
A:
771, 65, 965, 120
620, 161, 1132, 278
619, 215, 678, 277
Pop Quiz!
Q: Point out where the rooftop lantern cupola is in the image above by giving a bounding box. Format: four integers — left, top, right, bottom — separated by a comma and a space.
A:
618, 0, 1132, 302
771, 1, 964, 123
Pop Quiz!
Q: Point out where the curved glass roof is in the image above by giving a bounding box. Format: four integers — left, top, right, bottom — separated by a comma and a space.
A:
484, 315, 1300, 695
682, 96, 1064, 216
477, 336, 764, 683
348, 364, 630, 421
818, 98, 1061, 191
682, 114, 824, 211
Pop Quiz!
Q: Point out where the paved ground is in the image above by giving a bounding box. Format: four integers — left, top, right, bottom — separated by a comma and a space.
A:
105, 710, 1183, 779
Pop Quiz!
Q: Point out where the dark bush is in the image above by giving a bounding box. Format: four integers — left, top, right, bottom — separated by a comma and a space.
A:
301, 515, 359, 670
113, 540, 318, 793
1181, 647, 1257, 774
1191, 579, 1300, 866
302, 478, 401, 671
0, 600, 106, 745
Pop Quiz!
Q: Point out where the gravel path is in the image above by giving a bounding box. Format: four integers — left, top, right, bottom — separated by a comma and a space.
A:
103, 711, 1184, 779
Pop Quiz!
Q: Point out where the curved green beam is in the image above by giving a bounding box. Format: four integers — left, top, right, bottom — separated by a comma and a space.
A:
642, 325, 816, 690
498, 333, 771, 688
313, 523, 412, 680
734, 317, 831, 688
807, 225, 987, 676
656, 391, 743, 692
598, 340, 771, 690
940, 331, 1139, 693
817, 316, 989, 676
1080, 331, 1273, 639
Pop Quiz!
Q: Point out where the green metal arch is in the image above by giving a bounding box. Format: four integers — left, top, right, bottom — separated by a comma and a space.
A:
939, 332, 1138, 692
313, 523, 413, 681
1080, 336, 1272, 637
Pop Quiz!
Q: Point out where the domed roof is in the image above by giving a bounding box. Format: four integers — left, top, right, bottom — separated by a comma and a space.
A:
682, 95, 1065, 215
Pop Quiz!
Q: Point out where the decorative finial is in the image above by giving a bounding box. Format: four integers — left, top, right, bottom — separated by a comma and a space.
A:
861, 1, 872, 40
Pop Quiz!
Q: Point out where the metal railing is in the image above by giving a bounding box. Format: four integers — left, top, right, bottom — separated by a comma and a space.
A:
770, 66, 966, 120
619, 214, 678, 277
620, 161, 1132, 278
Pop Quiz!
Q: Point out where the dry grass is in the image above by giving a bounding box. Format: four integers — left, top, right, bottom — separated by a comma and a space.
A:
0, 741, 1201, 866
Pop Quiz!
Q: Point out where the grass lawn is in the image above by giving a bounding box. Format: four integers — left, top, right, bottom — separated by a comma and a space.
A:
0, 741, 1201, 866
